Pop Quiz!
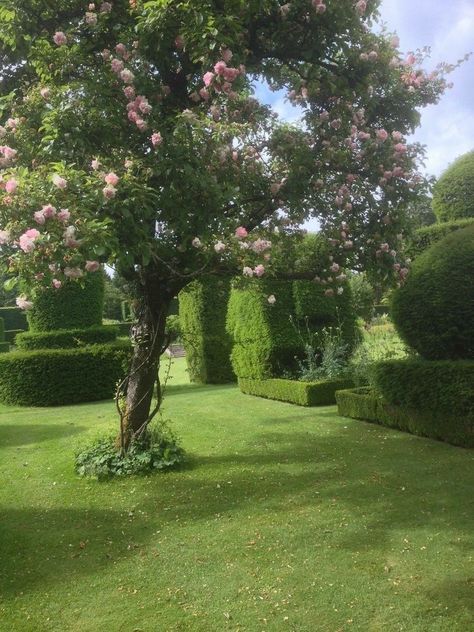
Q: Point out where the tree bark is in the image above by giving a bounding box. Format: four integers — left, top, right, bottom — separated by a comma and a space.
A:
118, 276, 176, 451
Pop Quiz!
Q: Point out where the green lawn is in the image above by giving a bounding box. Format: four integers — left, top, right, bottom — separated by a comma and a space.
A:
0, 358, 473, 632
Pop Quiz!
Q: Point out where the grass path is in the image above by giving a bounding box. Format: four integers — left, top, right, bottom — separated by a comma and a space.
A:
0, 358, 473, 631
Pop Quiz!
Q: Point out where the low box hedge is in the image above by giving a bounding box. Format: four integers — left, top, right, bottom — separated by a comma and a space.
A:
239, 377, 354, 407
335, 387, 473, 448
0, 341, 132, 407
374, 358, 474, 419
15, 325, 119, 351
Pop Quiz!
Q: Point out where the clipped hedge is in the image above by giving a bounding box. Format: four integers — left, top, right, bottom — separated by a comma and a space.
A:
391, 224, 474, 360
227, 280, 301, 380
27, 273, 104, 332
239, 377, 353, 406
4, 329, 23, 344
0, 341, 131, 407
432, 151, 474, 222
0, 317, 8, 353
374, 358, 474, 421
407, 218, 474, 259
15, 325, 118, 351
336, 386, 473, 449
179, 277, 235, 384
0, 307, 28, 331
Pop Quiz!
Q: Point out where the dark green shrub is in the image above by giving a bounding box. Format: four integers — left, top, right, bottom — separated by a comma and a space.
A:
0, 307, 28, 331
391, 225, 474, 359
27, 274, 105, 332
0, 341, 131, 406
432, 151, 474, 222
4, 329, 23, 344
166, 315, 181, 343
0, 317, 9, 352
179, 277, 235, 383
239, 377, 353, 406
75, 428, 185, 480
16, 326, 118, 351
336, 385, 474, 449
373, 358, 474, 420
227, 280, 301, 380
407, 218, 474, 259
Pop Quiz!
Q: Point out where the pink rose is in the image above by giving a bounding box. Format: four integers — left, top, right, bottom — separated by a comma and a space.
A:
40, 87, 51, 99
34, 211, 46, 225
85, 260, 100, 272
111, 58, 124, 73
267, 294, 276, 305
235, 226, 248, 239
192, 237, 202, 248
52, 174, 67, 189
91, 158, 100, 170
214, 61, 227, 76
355, 1, 367, 15
123, 86, 135, 100
120, 69, 134, 84
105, 172, 119, 186
243, 266, 253, 277
5, 179, 18, 194
42, 204, 56, 218
53, 32, 67, 46
52, 279, 62, 289
0, 229, 10, 244
376, 129, 388, 142
203, 72, 215, 87
394, 143, 407, 154
103, 185, 117, 199
64, 267, 83, 279
115, 43, 127, 56
254, 264, 265, 277
392, 131, 403, 142
214, 241, 226, 253
324, 289, 335, 297
57, 208, 70, 222
85, 12, 98, 26
16, 296, 33, 310
199, 88, 210, 101
151, 132, 163, 147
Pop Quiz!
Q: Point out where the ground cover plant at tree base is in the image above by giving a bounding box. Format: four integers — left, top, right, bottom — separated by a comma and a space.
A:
0, 0, 464, 455
0, 357, 473, 631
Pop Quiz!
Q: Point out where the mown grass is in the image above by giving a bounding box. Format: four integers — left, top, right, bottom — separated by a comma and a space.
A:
0, 358, 473, 631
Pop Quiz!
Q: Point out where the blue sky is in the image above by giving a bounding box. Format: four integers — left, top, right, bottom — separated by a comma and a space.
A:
256, 0, 474, 179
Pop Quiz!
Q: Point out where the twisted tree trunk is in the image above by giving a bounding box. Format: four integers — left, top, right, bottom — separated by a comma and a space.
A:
118, 275, 178, 451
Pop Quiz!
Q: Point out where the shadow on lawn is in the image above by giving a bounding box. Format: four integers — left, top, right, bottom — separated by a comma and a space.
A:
1, 422, 472, 598
0, 423, 85, 448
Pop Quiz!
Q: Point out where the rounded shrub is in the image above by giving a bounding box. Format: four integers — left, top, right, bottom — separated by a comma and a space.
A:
391, 224, 474, 360
432, 151, 474, 222
27, 273, 105, 332
0, 341, 131, 406
15, 325, 118, 351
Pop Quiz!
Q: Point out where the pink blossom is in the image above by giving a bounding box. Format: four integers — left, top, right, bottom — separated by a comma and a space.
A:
214, 61, 227, 76
199, 88, 210, 101
111, 58, 124, 74
64, 267, 83, 279
235, 226, 248, 239
405, 53, 416, 66
203, 72, 215, 87
390, 35, 400, 48
392, 131, 403, 142
105, 172, 119, 186
376, 129, 388, 142
319, 110, 329, 121
85, 12, 98, 26
0, 230, 9, 245
394, 143, 407, 154
34, 211, 46, 225
124, 159, 133, 169
120, 69, 134, 84
40, 87, 51, 99
35, 272, 45, 281
330, 119, 342, 130
267, 294, 276, 305
42, 204, 56, 218
52, 174, 67, 189
324, 289, 335, 297
368, 51, 378, 61
254, 264, 265, 277
53, 32, 67, 46
192, 237, 202, 248
151, 132, 163, 147
19, 229, 40, 252
91, 158, 100, 170
115, 43, 127, 56
123, 86, 135, 100
355, 0, 367, 15
6, 118, 18, 130
139, 100, 152, 114
270, 182, 281, 196
103, 185, 117, 199
313, 1, 327, 15
16, 296, 33, 310
243, 266, 254, 277
100, 2, 112, 12
223, 67, 240, 82
57, 208, 70, 223
251, 239, 272, 254
0, 146, 17, 161
214, 241, 226, 253
135, 118, 147, 132
359, 53, 369, 62
330, 263, 340, 273
5, 179, 18, 194
52, 279, 62, 289
280, 4, 291, 17
85, 260, 100, 272
0, 126, 5, 138
101, 48, 111, 60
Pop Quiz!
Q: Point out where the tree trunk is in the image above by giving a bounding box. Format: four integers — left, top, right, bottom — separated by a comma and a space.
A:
118, 278, 175, 451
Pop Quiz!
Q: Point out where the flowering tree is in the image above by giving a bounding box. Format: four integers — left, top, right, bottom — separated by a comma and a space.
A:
0, 0, 458, 448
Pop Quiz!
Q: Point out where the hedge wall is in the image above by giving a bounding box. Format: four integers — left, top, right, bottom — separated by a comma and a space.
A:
27, 273, 105, 332
239, 377, 354, 406
0, 307, 28, 331
16, 325, 118, 351
227, 279, 358, 380
391, 224, 474, 360
336, 386, 473, 449
0, 341, 131, 406
227, 280, 301, 380
407, 218, 474, 259
179, 277, 235, 384
373, 358, 474, 421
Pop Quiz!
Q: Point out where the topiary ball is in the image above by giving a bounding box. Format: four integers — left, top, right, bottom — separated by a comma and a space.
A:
391, 224, 474, 360
432, 150, 474, 222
